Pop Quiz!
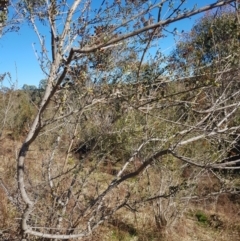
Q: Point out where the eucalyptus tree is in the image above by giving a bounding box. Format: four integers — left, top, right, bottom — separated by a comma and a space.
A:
168, 7, 240, 78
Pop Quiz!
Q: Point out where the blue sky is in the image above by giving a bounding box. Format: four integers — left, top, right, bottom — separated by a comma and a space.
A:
0, 0, 226, 89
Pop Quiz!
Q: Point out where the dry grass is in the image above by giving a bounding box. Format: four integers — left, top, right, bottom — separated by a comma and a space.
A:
0, 134, 240, 241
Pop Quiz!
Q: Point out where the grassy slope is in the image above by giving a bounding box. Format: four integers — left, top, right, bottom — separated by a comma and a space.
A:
0, 133, 240, 241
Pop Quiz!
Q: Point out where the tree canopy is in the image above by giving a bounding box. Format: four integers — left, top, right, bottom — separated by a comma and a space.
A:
168, 7, 240, 78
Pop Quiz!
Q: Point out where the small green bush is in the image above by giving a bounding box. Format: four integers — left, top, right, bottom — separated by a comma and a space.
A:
195, 210, 209, 225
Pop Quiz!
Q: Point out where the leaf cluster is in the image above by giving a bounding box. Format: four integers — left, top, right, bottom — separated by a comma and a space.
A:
168, 8, 240, 77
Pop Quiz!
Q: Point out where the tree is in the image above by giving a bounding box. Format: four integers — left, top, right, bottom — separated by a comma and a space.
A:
167, 7, 240, 141
0, 0, 8, 25
1, 0, 239, 240
38, 79, 48, 90
168, 7, 240, 78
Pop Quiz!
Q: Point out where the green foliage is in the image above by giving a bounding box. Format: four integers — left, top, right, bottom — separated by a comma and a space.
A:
168, 9, 240, 77
23, 0, 46, 13
110, 229, 137, 241
0, 11, 7, 23
0, 0, 8, 23
22, 84, 42, 103
194, 11, 239, 66
195, 210, 209, 226
22, 84, 37, 91
38, 79, 47, 90
12, 92, 35, 137
0, 88, 36, 138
